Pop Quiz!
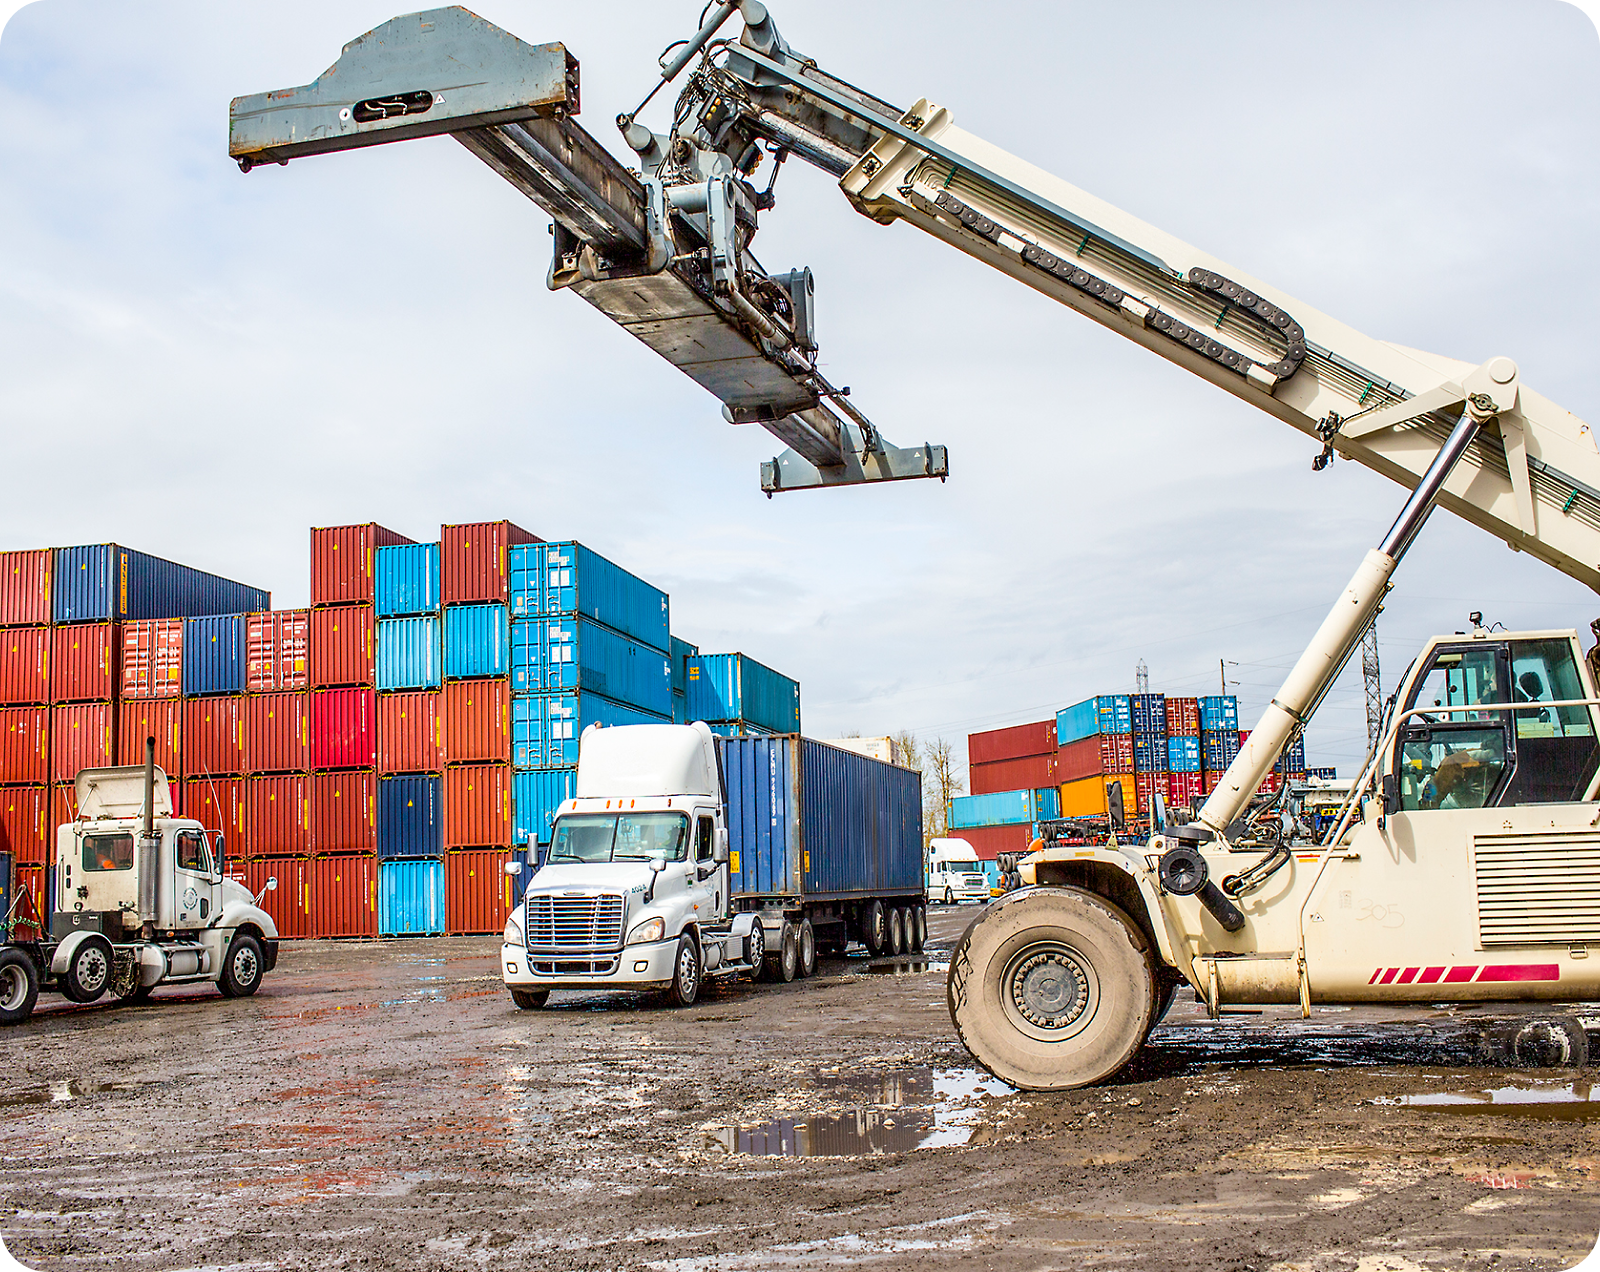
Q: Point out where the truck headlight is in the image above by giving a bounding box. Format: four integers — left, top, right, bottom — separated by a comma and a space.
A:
626, 917, 665, 946
503, 917, 525, 947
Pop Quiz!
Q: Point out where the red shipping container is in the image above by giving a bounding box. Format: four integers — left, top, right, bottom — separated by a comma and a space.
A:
1203, 771, 1224, 796
0, 786, 49, 865
247, 610, 309, 692
0, 551, 50, 627
51, 623, 118, 704
307, 854, 378, 938
311, 688, 376, 770
948, 822, 1035, 861
1134, 773, 1161, 817
310, 523, 413, 608
228, 858, 312, 939
0, 627, 50, 706
1165, 697, 1200, 737
311, 605, 374, 688
310, 770, 376, 855
51, 703, 114, 782
50, 781, 80, 831
1055, 733, 1135, 784
10, 864, 47, 939
116, 699, 182, 776
121, 619, 183, 699
445, 849, 515, 935
444, 764, 512, 848
184, 776, 245, 842
441, 520, 540, 605
969, 753, 1054, 796
377, 690, 445, 774
1166, 771, 1205, 808
968, 719, 1056, 766
246, 775, 311, 857
244, 692, 310, 774
184, 697, 246, 777
443, 679, 510, 765
0, 706, 49, 785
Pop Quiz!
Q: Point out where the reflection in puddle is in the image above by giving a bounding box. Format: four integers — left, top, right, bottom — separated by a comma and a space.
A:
861, 959, 949, 976
712, 1067, 1012, 1157
0, 1078, 152, 1107
1375, 1081, 1599, 1119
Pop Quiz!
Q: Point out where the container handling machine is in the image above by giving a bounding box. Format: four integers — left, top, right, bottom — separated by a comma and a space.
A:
230, 4, 1600, 1087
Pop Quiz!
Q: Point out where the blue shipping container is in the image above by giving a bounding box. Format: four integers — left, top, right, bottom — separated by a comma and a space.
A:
1131, 694, 1167, 735
443, 604, 509, 679
1056, 695, 1132, 744
706, 721, 777, 738
378, 774, 443, 859
182, 615, 248, 696
1273, 737, 1308, 774
720, 736, 923, 900
1133, 734, 1165, 774
376, 616, 442, 691
511, 692, 670, 768
685, 653, 800, 735
512, 767, 577, 846
508, 542, 670, 653
378, 858, 446, 935
509, 617, 672, 713
948, 788, 1051, 829
670, 636, 699, 695
671, 690, 687, 726
375, 544, 441, 617
1034, 786, 1060, 820
53, 544, 269, 625
1201, 728, 1241, 772
1307, 766, 1338, 781
1199, 695, 1239, 733
1167, 735, 1202, 773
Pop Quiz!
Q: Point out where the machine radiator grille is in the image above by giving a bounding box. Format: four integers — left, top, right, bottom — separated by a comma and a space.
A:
527, 894, 625, 953
1474, 832, 1600, 946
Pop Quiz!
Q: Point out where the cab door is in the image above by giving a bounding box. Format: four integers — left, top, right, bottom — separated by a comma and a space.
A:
172, 828, 221, 930
689, 813, 724, 921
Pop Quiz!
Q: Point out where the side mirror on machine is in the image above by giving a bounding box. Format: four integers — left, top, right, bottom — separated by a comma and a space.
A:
1381, 773, 1400, 816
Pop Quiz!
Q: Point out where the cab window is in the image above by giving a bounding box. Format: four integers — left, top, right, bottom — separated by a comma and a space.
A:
695, 817, 714, 863
83, 832, 134, 872
1398, 727, 1509, 811
176, 829, 211, 874
1502, 638, 1599, 804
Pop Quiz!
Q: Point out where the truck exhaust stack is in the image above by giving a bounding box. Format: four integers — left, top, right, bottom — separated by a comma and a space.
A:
137, 736, 158, 928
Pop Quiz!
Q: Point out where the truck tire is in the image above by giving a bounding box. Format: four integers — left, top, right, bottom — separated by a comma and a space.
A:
766, 921, 798, 983
947, 887, 1154, 1091
912, 907, 927, 953
62, 935, 114, 1004
888, 907, 905, 956
943, 887, 955, 906
218, 934, 265, 999
796, 919, 816, 978
510, 989, 550, 1010
0, 948, 39, 1025
744, 921, 767, 981
864, 901, 887, 955
119, 982, 155, 1005
666, 934, 702, 1007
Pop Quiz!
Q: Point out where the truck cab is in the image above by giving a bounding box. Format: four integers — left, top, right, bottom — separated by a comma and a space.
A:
926, 837, 989, 905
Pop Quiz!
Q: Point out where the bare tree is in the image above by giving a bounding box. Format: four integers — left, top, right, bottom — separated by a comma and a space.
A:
888, 730, 920, 771
922, 736, 962, 845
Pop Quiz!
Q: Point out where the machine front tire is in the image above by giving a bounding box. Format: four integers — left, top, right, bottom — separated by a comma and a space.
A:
218, 934, 265, 999
666, 934, 702, 1007
62, 935, 114, 1004
0, 948, 39, 1025
510, 989, 550, 1010
947, 887, 1154, 1091
796, 918, 816, 978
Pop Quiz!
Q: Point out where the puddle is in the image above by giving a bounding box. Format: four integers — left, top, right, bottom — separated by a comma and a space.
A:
1375, 1082, 1599, 1119
861, 959, 949, 976
0, 1078, 152, 1107
711, 1066, 1012, 1157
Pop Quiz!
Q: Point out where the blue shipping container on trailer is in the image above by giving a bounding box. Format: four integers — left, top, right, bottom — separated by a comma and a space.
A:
375, 544, 441, 617
685, 653, 800, 735
53, 544, 269, 624
378, 858, 446, 935
1056, 695, 1132, 743
378, 774, 443, 859
1199, 695, 1239, 732
720, 736, 922, 900
706, 721, 777, 738
948, 788, 1051, 829
183, 615, 248, 696
376, 616, 442, 691
443, 604, 509, 679
511, 692, 670, 768
512, 767, 577, 846
508, 617, 672, 712
508, 542, 670, 653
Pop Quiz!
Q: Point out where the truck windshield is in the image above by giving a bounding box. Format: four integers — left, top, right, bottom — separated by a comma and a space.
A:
83, 832, 134, 872
549, 813, 689, 864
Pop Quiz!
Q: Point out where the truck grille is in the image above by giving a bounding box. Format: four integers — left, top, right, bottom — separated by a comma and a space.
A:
527, 894, 625, 952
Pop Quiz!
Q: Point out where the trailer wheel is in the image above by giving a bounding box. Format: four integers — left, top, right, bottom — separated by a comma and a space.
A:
744, 921, 767, 981
62, 935, 114, 1004
912, 907, 927, 953
888, 907, 905, 956
510, 989, 550, 1010
0, 948, 39, 1025
667, 934, 702, 1007
864, 901, 887, 955
766, 921, 798, 983
947, 888, 1154, 1091
218, 934, 265, 999
796, 919, 816, 978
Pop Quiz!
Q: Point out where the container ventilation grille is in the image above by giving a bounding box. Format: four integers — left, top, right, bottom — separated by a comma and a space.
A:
1474, 831, 1600, 947
526, 894, 624, 952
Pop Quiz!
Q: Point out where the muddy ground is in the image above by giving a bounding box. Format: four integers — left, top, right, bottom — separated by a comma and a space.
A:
2, 907, 1597, 1271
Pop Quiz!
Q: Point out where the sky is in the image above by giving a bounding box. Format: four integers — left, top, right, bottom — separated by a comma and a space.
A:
1, 0, 1598, 786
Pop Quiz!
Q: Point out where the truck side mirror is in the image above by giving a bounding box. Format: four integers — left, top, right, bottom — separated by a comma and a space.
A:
504, 861, 523, 877
266, 877, 278, 891
214, 833, 226, 863
713, 828, 729, 864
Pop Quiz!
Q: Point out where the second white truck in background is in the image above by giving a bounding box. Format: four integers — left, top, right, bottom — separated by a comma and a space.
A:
926, 838, 990, 905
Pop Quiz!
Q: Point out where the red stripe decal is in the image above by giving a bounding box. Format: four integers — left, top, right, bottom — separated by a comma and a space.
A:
1418, 967, 1446, 984
1397, 967, 1419, 984
1443, 966, 1478, 983
1477, 964, 1560, 983
1379, 967, 1399, 985
1368, 968, 1382, 985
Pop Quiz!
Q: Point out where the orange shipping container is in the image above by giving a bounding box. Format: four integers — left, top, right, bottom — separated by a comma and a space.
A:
246, 610, 310, 692
50, 781, 80, 832
443, 679, 509, 766
311, 605, 374, 688
0, 786, 49, 865
0, 550, 50, 627
51, 623, 118, 703
116, 699, 182, 776
228, 858, 313, 939
51, 703, 114, 781
310, 770, 376, 855
1058, 772, 1136, 820
444, 764, 512, 848
445, 849, 515, 935
377, 690, 444, 774
244, 692, 310, 774
246, 775, 311, 857
121, 619, 183, 699
0, 706, 49, 785
307, 854, 378, 938
184, 697, 246, 777
10, 864, 47, 939
0, 627, 50, 706
311, 524, 413, 608
183, 776, 246, 844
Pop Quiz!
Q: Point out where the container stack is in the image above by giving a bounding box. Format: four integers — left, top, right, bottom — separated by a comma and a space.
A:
1055, 696, 1135, 821
969, 718, 1058, 796
684, 651, 800, 739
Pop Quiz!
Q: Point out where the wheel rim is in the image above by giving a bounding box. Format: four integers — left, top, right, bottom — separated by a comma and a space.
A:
999, 940, 1097, 1042
749, 926, 765, 966
77, 946, 109, 995
945, 889, 953, 905
232, 945, 259, 987
0, 964, 26, 1011
678, 944, 699, 998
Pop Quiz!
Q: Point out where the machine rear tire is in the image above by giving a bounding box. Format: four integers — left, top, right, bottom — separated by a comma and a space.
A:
796, 919, 816, 978
947, 887, 1154, 1091
62, 935, 114, 1004
218, 934, 265, 999
0, 948, 39, 1025
510, 989, 550, 1010
888, 908, 905, 957
666, 934, 702, 1007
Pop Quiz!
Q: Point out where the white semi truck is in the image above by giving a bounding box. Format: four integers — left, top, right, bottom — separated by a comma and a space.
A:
926, 838, 989, 906
0, 745, 282, 1025
501, 722, 925, 1008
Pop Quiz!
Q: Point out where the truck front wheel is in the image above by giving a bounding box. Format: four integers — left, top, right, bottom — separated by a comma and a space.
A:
218, 934, 265, 998
62, 935, 114, 1003
744, 922, 767, 981
510, 989, 550, 1010
947, 888, 1154, 1091
0, 948, 39, 1025
667, 934, 702, 1007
